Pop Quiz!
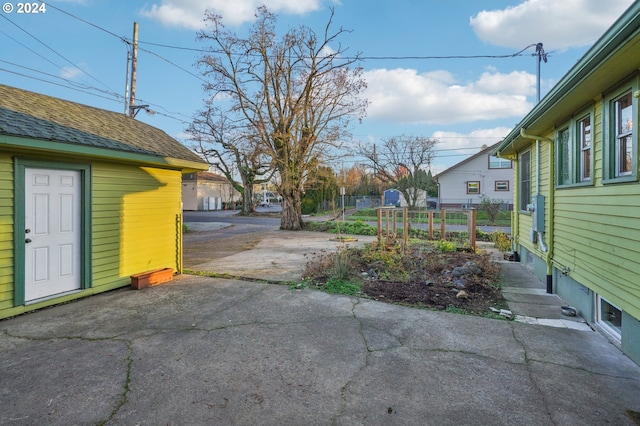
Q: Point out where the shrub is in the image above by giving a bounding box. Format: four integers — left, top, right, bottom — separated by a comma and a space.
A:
301, 197, 317, 214
305, 220, 377, 236
435, 239, 456, 252
328, 249, 352, 281
491, 231, 511, 252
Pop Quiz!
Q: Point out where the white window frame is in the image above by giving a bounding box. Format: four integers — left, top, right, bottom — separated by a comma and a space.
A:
578, 115, 592, 181
495, 181, 509, 191
603, 78, 638, 183
554, 108, 594, 188
489, 156, 512, 169
596, 295, 622, 343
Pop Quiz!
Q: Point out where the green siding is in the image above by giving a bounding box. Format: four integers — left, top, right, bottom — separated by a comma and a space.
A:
515, 137, 554, 259
553, 184, 640, 317
551, 99, 640, 319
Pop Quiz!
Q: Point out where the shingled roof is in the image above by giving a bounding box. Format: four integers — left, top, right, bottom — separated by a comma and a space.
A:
0, 84, 206, 166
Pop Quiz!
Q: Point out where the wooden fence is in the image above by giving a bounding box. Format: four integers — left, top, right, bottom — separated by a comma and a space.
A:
376, 207, 477, 250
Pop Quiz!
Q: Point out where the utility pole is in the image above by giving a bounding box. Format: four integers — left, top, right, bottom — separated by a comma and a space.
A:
128, 22, 139, 118
123, 46, 131, 115
535, 42, 547, 104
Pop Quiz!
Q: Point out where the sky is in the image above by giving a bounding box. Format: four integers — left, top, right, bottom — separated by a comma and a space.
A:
0, 0, 635, 174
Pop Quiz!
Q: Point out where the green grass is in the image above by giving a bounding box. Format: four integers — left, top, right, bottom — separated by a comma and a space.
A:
322, 277, 362, 295
304, 220, 377, 236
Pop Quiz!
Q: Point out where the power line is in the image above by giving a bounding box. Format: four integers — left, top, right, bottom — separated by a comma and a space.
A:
0, 59, 123, 98
136, 46, 208, 84
0, 67, 123, 103
0, 13, 118, 95
41, 1, 125, 41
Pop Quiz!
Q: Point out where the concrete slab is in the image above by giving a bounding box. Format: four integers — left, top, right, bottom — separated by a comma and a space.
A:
1, 276, 639, 425
191, 230, 376, 281
2, 231, 639, 425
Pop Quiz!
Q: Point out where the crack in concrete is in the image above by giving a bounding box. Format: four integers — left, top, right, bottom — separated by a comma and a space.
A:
509, 323, 557, 426
331, 297, 371, 425
98, 340, 133, 425
0, 332, 134, 426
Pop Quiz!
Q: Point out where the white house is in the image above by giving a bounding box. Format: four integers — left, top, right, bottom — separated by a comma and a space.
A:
436, 143, 513, 209
182, 171, 241, 211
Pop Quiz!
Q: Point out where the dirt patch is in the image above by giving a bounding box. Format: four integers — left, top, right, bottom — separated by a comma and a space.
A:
183, 227, 264, 266
304, 242, 507, 315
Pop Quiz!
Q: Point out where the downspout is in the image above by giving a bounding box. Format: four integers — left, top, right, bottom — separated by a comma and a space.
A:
519, 128, 554, 293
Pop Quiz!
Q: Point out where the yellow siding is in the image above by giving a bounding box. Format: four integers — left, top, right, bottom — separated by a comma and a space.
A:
0, 158, 184, 319
92, 163, 182, 289
0, 154, 13, 309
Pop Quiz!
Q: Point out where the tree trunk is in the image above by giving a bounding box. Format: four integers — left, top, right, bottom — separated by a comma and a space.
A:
240, 184, 255, 215
280, 189, 304, 230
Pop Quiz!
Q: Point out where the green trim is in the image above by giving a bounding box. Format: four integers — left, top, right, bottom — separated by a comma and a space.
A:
602, 79, 638, 184
13, 159, 92, 306
494, 1, 640, 156
554, 107, 595, 188
518, 150, 531, 212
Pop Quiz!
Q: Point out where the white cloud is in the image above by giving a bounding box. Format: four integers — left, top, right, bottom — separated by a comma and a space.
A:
363, 68, 534, 126
470, 0, 634, 50
140, 0, 323, 30
60, 66, 84, 80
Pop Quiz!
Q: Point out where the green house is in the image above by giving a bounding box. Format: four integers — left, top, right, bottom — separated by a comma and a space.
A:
493, 2, 640, 365
0, 84, 208, 319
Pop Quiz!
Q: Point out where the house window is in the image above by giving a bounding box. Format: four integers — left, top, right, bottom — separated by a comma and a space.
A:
597, 295, 622, 341
555, 110, 594, 187
557, 127, 571, 186
604, 80, 637, 182
489, 156, 512, 169
466, 181, 480, 194
495, 181, 509, 191
615, 92, 633, 176
579, 115, 591, 181
519, 150, 531, 210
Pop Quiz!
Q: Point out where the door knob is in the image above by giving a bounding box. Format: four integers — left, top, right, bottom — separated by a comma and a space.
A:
25, 229, 31, 233
25, 238, 32, 243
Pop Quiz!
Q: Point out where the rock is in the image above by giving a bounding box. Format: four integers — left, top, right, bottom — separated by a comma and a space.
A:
456, 290, 469, 299
464, 261, 482, 275
452, 266, 471, 277
489, 307, 501, 313
423, 280, 435, 287
453, 279, 466, 288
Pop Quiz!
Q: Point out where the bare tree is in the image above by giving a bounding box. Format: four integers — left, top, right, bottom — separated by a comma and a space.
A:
188, 105, 272, 215
357, 135, 437, 208
195, 6, 367, 230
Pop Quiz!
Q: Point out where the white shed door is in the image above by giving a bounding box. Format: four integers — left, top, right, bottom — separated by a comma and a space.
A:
24, 168, 81, 302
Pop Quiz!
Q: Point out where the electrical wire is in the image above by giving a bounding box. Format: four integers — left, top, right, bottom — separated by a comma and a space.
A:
0, 59, 123, 99
0, 13, 117, 95
136, 46, 208, 84
0, 67, 123, 103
